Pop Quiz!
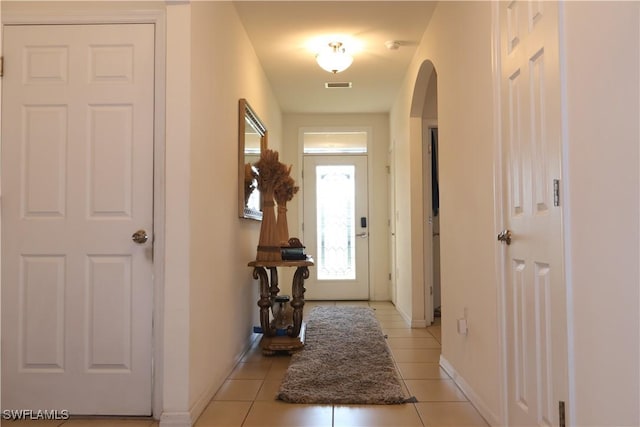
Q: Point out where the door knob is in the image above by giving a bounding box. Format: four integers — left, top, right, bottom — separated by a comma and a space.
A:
355, 232, 368, 238
497, 229, 512, 245
132, 229, 149, 244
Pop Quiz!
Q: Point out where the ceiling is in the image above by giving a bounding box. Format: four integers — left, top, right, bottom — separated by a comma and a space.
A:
233, 1, 437, 114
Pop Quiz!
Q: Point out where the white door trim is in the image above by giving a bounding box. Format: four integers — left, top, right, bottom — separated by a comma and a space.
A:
388, 140, 397, 305
490, 2, 508, 425
422, 119, 437, 327
297, 126, 374, 300
1, 6, 167, 419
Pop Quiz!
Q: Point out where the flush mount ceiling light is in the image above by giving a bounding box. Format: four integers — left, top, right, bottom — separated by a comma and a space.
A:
316, 42, 353, 74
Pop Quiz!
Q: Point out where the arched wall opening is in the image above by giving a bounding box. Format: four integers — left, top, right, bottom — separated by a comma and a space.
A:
407, 59, 439, 326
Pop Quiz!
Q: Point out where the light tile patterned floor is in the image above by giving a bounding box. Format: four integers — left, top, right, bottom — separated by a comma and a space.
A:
5, 301, 488, 427
197, 301, 488, 427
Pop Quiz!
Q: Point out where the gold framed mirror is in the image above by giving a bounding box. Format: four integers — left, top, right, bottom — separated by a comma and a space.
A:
238, 99, 268, 220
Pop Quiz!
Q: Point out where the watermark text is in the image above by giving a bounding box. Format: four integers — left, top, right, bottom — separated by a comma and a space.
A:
2, 409, 70, 421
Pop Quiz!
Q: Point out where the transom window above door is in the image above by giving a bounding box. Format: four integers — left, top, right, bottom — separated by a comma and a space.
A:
303, 131, 368, 154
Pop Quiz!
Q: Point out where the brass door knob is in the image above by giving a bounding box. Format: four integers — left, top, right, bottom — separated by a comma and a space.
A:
497, 229, 512, 245
132, 229, 149, 244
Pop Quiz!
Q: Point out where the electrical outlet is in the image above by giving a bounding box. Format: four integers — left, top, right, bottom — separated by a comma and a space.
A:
457, 318, 468, 335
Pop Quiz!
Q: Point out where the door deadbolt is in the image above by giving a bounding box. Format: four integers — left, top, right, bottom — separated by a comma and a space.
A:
497, 229, 512, 245
132, 229, 149, 244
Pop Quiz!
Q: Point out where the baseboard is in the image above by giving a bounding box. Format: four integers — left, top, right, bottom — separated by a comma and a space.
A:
159, 412, 192, 427
189, 334, 261, 424
411, 319, 428, 328
439, 355, 501, 427
161, 334, 261, 427
188, 380, 220, 426
393, 305, 429, 328
396, 307, 412, 325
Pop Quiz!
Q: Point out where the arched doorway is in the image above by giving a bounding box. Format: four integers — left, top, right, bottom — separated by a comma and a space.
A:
409, 60, 439, 326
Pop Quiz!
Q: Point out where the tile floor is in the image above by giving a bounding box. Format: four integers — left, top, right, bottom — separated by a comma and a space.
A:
6, 301, 488, 427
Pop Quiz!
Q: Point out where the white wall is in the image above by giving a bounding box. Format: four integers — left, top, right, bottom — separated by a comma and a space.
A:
185, 1, 282, 423
164, 4, 192, 422
562, 2, 639, 425
281, 113, 391, 301
390, 1, 501, 422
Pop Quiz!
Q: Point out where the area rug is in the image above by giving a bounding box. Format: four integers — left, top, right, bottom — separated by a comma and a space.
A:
277, 305, 411, 404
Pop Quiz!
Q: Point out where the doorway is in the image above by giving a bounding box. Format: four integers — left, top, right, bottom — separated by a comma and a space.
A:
497, 2, 568, 425
302, 155, 370, 300
408, 60, 439, 326
300, 129, 370, 300
424, 126, 441, 321
1, 23, 156, 415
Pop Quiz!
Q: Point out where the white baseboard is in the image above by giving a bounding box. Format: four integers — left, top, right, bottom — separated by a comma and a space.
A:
159, 412, 192, 427
411, 319, 428, 328
188, 380, 220, 426
393, 305, 429, 328
439, 355, 501, 427
396, 306, 411, 324
161, 335, 261, 427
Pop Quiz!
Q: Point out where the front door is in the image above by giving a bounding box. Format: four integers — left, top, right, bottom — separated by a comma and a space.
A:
499, 2, 568, 426
1, 23, 155, 415
303, 155, 369, 300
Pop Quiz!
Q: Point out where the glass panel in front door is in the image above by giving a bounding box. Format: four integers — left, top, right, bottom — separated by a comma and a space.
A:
315, 165, 356, 280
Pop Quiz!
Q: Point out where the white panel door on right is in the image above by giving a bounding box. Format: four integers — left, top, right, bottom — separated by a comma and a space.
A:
499, 1, 568, 426
303, 156, 369, 300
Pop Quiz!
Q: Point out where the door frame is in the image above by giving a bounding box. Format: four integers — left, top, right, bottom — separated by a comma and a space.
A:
1, 6, 167, 418
491, 4, 509, 422
422, 119, 438, 326
297, 126, 374, 300
388, 140, 397, 305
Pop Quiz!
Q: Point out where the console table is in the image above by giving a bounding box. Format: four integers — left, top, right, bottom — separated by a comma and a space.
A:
248, 258, 314, 355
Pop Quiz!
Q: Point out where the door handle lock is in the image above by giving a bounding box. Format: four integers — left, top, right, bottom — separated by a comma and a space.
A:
497, 229, 512, 245
132, 229, 149, 244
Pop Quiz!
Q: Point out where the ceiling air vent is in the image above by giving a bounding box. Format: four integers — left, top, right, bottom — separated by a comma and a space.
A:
325, 82, 352, 89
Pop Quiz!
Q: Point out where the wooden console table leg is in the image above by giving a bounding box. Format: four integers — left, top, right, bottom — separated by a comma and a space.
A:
288, 266, 309, 337
253, 267, 275, 337
268, 267, 279, 299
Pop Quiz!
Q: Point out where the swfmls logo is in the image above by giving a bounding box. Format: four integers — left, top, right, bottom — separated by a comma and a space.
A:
2, 409, 70, 420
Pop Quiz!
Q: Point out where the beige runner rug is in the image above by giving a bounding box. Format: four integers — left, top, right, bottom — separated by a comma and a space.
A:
277, 305, 413, 404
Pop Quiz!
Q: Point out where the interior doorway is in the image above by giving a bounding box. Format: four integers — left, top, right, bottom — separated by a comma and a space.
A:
410, 60, 439, 325
427, 127, 441, 319
421, 122, 440, 325
1, 23, 155, 415
496, 2, 568, 424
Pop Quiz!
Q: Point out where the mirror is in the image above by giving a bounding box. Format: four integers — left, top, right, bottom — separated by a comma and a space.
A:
238, 99, 267, 220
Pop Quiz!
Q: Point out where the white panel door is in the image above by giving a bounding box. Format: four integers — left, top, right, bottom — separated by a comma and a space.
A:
499, 2, 568, 426
1, 24, 155, 415
303, 156, 369, 300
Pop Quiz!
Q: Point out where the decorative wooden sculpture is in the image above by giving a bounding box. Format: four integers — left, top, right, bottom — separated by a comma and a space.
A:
254, 149, 282, 261
254, 149, 299, 260
274, 166, 299, 246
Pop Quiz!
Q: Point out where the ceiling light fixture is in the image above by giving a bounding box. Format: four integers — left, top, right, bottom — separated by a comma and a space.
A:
316, 42, 353, 74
